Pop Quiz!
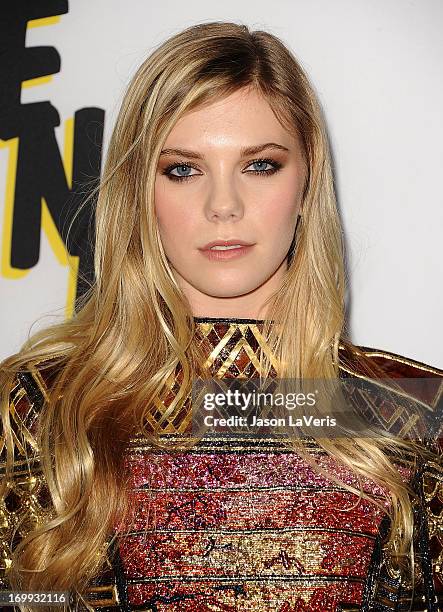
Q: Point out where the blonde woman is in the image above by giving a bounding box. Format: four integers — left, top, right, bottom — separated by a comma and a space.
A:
1, 21, 442, 612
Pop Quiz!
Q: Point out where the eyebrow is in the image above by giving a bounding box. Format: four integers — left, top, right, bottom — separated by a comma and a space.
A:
159, 142, 290, 159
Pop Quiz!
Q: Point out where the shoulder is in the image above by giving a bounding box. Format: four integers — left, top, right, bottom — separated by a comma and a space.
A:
339, 341, 443, 379
1, 357, 61, 472
338, 341, 443, 442
341, 342, 443, 379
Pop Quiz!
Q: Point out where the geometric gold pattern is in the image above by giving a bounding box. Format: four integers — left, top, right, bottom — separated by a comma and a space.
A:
1, 317, 442, 611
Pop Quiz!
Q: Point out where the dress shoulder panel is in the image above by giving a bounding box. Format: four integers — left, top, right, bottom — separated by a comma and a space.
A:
0, 356, 67, 470
339, 341, 443, 379
356, 345, 443, 378
339, 342, 443, 441
0, 367, 47, 475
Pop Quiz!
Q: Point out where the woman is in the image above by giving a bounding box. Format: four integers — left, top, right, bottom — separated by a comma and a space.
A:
1, 21, 442, 612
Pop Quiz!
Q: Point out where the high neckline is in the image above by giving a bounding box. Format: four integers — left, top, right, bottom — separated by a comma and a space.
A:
190, 317, 278, 381
193, 316, 269, 324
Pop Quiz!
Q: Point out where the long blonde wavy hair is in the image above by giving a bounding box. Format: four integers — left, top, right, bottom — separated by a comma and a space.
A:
0, 20, 434, 609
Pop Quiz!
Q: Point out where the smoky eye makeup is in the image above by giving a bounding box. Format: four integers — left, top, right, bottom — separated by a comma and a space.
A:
160, 157, 284, 182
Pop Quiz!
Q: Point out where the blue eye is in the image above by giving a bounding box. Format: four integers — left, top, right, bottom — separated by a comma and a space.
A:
166, 164, 199, 180
246, 159, 281, 175
162, 158, 282, 182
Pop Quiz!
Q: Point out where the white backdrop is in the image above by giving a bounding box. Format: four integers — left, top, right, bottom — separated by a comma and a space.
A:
1, 0, 442, 368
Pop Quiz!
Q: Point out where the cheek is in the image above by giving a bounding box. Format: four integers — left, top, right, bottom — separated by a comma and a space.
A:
154, 186, 198, 251
260, 190, 300, 240
155, 184, 184, 233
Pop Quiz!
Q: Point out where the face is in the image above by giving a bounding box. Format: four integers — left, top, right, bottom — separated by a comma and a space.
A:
154, 86, 306, 319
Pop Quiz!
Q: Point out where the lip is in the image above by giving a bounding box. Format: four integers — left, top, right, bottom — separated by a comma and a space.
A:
199, 242, 255, 261
200, 239, 255, 250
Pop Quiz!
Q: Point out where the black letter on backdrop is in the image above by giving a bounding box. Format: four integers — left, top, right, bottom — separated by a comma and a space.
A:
0, 0, 104, 302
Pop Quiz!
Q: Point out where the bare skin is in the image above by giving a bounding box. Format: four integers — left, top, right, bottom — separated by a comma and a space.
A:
155, 85, 306, 319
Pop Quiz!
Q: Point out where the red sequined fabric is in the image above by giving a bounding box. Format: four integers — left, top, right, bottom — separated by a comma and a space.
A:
113, 319, 396, 611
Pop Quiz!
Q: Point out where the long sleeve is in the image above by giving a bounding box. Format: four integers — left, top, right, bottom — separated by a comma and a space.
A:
420, 435, 443, 609
0, 369, 122, 611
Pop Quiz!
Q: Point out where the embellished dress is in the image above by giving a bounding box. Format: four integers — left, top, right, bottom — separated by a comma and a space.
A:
1, 317, 442, 611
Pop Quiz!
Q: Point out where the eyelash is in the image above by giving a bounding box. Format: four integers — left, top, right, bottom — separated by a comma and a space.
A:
162, 158, 283, 182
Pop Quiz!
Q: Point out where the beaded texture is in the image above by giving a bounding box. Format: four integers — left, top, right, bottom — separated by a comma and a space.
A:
1, 318, 442, 611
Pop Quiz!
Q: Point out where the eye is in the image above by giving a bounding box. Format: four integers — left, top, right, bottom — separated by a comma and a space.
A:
162, 157, 283, 182
162, 162, 201, 182
244, 158, 282, 176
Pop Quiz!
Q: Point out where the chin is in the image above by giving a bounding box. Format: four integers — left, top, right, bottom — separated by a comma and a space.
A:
193, 279, 263, 298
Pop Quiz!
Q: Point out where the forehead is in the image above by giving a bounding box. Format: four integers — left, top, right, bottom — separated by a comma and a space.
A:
164, 87, 297, 148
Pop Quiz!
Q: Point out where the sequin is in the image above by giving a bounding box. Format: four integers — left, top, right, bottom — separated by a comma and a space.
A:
112, 320, 397, 611
2, 319, 442, 611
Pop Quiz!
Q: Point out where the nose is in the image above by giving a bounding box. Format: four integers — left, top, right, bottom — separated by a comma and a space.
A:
205, 176, 244, 222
